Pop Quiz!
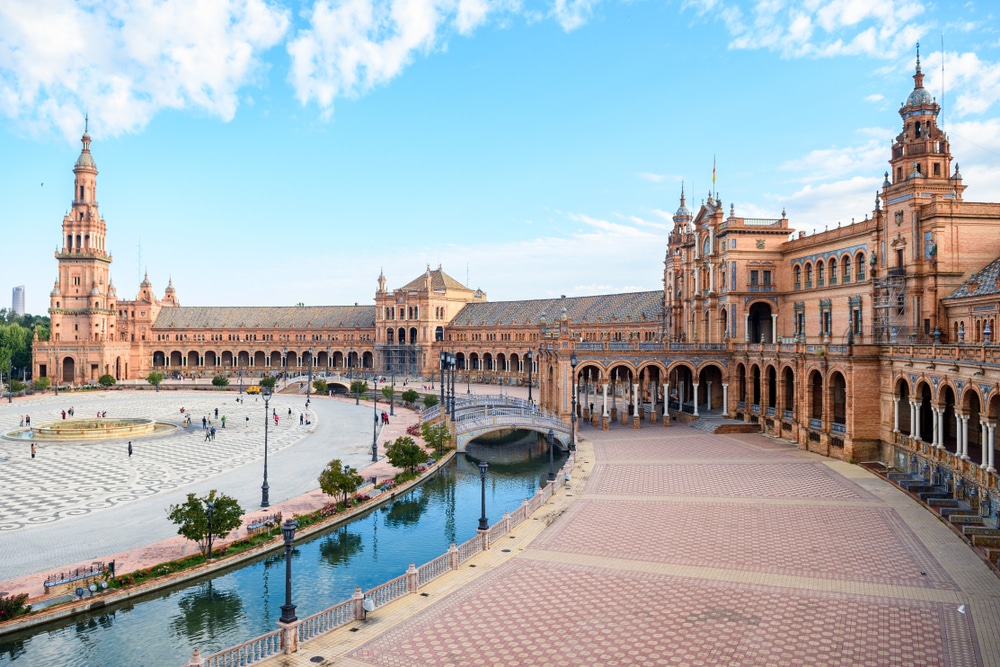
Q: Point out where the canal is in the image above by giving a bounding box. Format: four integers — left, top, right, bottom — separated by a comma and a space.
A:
0, 442, 567, 666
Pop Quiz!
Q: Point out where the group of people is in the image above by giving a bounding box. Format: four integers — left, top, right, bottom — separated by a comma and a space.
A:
60, 407, 76, 419
18, 415, 31, 427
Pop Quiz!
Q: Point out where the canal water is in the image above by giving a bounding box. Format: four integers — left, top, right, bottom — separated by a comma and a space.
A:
0, 442, 567, 667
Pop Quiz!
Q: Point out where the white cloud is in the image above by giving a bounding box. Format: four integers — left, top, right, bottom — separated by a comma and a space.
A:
637, 171, 668, 183
551, 0, 598, 32
0, 0, 290, 141
865, 93, 885, 103
919, 50, 1000, 118
684, 0, 928, 60
288, 0, 520, 114
778, 133, 888, 184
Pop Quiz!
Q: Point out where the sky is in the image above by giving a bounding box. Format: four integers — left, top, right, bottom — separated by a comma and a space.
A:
1, 0, 999, 316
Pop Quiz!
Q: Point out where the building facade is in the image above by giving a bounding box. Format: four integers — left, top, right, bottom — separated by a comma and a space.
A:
32, 58, 1000, 516
11, 285, 25, 316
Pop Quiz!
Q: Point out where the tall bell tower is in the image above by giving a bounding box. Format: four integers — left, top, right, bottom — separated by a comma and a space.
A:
49, 124, 116, 347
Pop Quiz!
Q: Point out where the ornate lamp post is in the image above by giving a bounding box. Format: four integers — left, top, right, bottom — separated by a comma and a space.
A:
546, 429, 556, 482
389, 353, 395, 417
261, 385, 272, 508
441, 350, 448, 414
279, 518, 298, 624
478, 461, 489, 530
526, 351, 533, 404
205, 500, 214, 561
372, 374, 379, 462
449, 353, 456, 422
282, 347, 288, 388
307, 347, 315, 403
570, 353, 578, 451
238, 368, 244, 395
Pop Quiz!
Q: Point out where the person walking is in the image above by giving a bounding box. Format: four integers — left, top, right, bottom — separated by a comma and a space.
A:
221, 415, 226, 428
245, 414, 250, 426
30, 443, 36, 459
205, 428, 211, 442
210, 426, 216, 441
202, 416, 207, 430
214, 407, 219, 418
128, 441, 133, 457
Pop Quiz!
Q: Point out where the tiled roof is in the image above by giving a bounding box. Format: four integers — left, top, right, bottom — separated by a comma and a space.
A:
945, 257, 1000, 299
153, 306, 376, 329
450, 291, 663, 326
399, 266, 471, 293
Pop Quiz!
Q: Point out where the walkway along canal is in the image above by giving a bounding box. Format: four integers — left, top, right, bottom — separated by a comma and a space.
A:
0, 443, 569, 667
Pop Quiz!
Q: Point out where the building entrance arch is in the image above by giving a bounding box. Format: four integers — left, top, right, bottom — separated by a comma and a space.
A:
748, 302, 774, 343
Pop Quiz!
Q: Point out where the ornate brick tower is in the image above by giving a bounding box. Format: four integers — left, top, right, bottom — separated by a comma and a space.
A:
34, 128, 131, 384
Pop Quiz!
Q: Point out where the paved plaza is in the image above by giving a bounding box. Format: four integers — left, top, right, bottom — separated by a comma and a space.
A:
260, 424, 1000, 667
0, 387, 396, 586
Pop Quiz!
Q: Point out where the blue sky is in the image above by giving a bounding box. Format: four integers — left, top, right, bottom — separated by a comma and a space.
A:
2, 0, 999, 315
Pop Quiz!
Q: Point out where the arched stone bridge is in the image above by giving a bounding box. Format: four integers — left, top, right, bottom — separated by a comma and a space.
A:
424, 394, 571, 452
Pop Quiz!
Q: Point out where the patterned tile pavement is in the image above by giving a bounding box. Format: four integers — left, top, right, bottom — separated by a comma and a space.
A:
352, 560, 976, 667
587, 462, 878, 500
276, 423, 1000, 667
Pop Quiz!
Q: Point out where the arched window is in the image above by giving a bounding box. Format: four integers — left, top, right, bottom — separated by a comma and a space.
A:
817, 261, 825, 285
794, 265, 802, 288
856, 252, 866, 280
829, 258, 837, 284
843, 255, 851, 282
703, 237, 711, 256
805, 263, 813, 287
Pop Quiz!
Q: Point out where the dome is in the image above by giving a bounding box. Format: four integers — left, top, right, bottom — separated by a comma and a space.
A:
906, 87, 934, 107
75, 132, 97, 169
50, 283, 61, 297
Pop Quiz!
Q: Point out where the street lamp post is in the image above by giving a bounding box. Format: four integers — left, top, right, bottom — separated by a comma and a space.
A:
238, 369, 244, 395
279, 518, 298, 624
449, 353, 456, 422
546, 429, 556, 482
478, 461, 489, 530
440, 351, 447, 415
526, 351, 533, 404
307, 348, 314, 403
6, 359, 12, 403
261, 386, 272, 508
389, 359, 395, 417
282, 348, 288, 390
570, 353, 578, 452
372, 376, 379, 462
205, 500, 214, 561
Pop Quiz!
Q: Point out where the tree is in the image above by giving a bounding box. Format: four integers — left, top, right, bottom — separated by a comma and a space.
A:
350, 380, 368, 396
420, 421, 452, 457
146, 371, 164, 391
167, 490, 244, 558
385, 436, 430, 475
211, 375, 230, 388
318, 459, 365, 507
422, 394, 439, 409
313, 378, 328, 394
33, 377, 50, 391
401, 389, 419, 406
98, 374, 116, 388
381, 385, 394, 402
259, 375, 277, 389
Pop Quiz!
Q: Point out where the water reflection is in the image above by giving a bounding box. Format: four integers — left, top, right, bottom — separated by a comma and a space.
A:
169, 582, 246, 644
319, 528, 364, 567
383, 493, 429, 528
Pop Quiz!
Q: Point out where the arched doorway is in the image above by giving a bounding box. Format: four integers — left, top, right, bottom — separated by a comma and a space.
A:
748, 302, 774, 343
830, 371, 847, 432
62, 357, 76, 385
697, 364, 724, 413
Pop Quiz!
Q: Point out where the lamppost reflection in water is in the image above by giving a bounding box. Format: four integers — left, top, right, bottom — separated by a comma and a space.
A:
169, 581, 246, 643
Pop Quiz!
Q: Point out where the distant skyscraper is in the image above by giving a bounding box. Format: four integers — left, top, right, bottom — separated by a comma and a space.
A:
12, 286, 25, 316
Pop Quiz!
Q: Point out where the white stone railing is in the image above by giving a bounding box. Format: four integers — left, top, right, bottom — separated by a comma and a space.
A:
182, 463, 571, 667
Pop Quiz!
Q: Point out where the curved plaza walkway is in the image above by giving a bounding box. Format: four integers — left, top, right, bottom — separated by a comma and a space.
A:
257, 422, 1000, 667
0, 387, 406, 590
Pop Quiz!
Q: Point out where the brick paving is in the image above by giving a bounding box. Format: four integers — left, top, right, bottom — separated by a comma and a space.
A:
259, 421, 1000, 667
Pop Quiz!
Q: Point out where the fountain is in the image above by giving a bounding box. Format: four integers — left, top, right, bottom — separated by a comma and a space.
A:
4, 418, 177, 441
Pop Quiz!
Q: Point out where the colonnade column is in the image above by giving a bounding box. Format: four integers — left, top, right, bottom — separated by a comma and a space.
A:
722, 383, 729, 417
930, 408, 939, 448
987, 422, 997, 473
960, 414, 970, 460
771, 314, 778, 343
692, 383, 700, 416
911, 400, 921, 441
632, 383, 639, 417
892, 397, 900, 433
601, 383, 609, 431
938, 408, 946, 449
663, 383, 670, 428
744, 314, 750, 342
981, 422, 989, 467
